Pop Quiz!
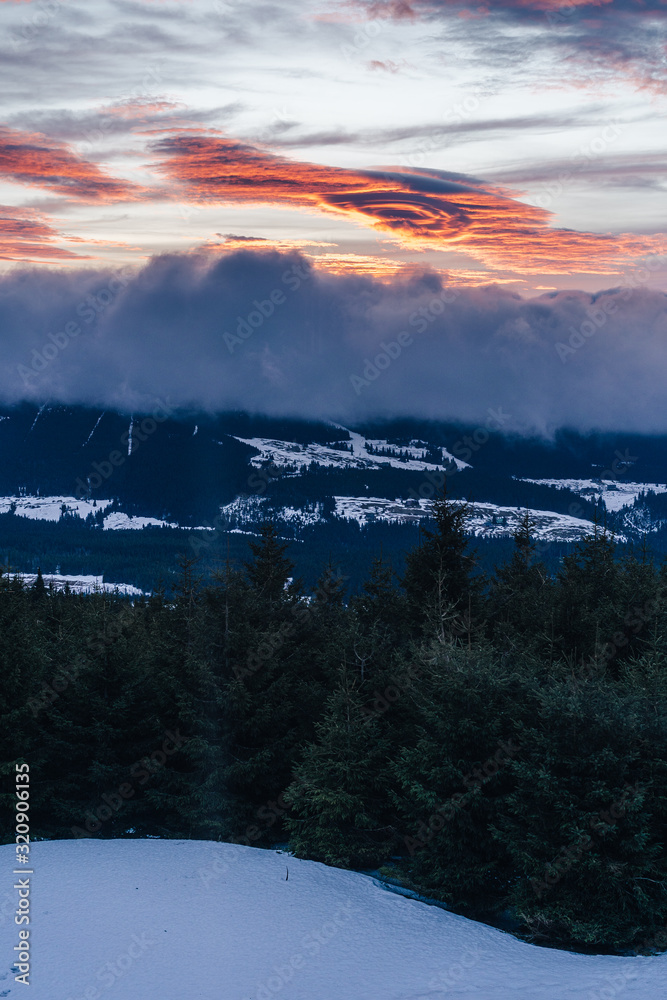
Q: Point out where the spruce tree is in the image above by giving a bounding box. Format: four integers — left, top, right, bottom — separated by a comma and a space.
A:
244, 522, 296, 606
556, 527, 620, 667
487, 514, 554, 659
402, 485, 482, 639
31, 567, 47, 601
285, 663, 396, 868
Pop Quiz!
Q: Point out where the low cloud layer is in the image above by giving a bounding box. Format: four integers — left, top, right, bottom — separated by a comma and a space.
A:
2, 249, 666, 434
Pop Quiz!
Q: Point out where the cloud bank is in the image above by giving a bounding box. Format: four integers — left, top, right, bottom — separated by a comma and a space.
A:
2, 249, 667, 434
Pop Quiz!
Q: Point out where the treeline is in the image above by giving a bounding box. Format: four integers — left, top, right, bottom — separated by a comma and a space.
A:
2, 494, 667, 955
0, 506, 587, 596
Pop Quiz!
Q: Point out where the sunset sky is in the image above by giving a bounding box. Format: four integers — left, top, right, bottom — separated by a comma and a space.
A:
1, 0, 667, 430
1, 0, 666, 289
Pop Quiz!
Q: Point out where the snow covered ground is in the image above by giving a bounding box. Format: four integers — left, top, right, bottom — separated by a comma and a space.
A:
220, 492, 602, 542
233, 428, 467, 473
520, 479, 667, 513
0, 839, 664, 999
219, 494, 323, 531
0, 497, 185, 531
0, 496, 114, 521
13, 574, 144, 596
101, 512, 179, 531
334, 496, 601, 541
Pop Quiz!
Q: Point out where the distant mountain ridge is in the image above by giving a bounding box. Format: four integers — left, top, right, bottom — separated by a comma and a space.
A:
1, 402, 666, 545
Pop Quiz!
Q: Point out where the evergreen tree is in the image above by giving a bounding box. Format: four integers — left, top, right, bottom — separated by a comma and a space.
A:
389, 641, 526, 914
495, 671, 667, 951
556, 527, 620, 667
31, 567, 47, 601
402, 486, 482, 640
285, 663, 396, 867
487, 514, 554, 659
244, 522, 296, 606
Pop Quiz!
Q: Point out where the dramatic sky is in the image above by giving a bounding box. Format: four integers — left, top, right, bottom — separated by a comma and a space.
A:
1, 0, 666, 430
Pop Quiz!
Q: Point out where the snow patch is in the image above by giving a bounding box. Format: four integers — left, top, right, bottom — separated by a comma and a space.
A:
103, 512, 180, 531
520, 479, 667, 513
1, 838, 662, 1000
232, 428, 467, 474
28, 403, 47, 434
14, 573, 144, 596
83, 412, 105, 447
0, 495, 114, 521
334, 496, 607, 541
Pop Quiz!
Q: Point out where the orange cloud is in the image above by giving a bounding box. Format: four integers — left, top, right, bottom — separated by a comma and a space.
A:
0, 206, 92, 261
0, 126, 144, 202
154, 133, 667, 274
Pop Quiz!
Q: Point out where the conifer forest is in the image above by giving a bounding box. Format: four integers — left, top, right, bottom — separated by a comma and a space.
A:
4, 492, 667, 956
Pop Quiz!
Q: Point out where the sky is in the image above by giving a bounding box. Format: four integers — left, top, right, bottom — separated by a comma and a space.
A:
1, 0, 666, 430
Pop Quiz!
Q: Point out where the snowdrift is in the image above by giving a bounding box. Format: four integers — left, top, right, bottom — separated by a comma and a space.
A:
0, 839, 664, 999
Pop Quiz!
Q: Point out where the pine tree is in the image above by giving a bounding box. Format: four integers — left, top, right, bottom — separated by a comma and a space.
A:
285, 663, 395, 868
556, 527, 620, 667
496, 671, 667, 952
402, 485, 482, 639
244, 522, 296, 607
351, 554, 408, 658
487, 514, 553, 658
31, 567, 47, 601
389, 642, 524, 914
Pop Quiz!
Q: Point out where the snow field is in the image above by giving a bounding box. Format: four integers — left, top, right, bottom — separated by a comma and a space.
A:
0, 839, 664, 1000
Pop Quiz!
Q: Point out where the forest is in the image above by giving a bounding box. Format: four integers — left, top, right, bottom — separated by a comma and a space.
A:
2, 490, 667, 956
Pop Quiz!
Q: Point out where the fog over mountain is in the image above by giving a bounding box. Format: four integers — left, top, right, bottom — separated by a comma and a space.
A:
2, 249, 665, 435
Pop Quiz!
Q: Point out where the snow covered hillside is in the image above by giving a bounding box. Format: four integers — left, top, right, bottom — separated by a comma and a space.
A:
0, 497, 192, 532
0, 496, 176, 530
233, 428, 468, 473
12, 574, 144, 596
0, 839, 663, 1000
520, 479, 667, 513
334, 496, 603, 541
0, 496, 114, 522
